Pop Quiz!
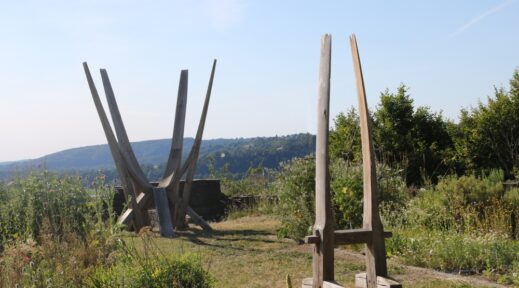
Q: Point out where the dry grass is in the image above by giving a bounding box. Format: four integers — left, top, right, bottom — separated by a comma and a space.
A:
124, 216, 504, 288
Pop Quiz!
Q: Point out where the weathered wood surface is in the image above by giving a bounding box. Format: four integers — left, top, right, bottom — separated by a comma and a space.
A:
312, 34, 335, 288
334, 229, 392, 245
305, 229, 392, 245
83, 62, 148, 230
302, 278, 344, 288
180, 60, 216, 212
355, 273, 402, 288
162, 70, 188, 186
175, 60, 217, 231
101, 70, 148, 184
86, 60, 217, 234
350, 34, 389, 287
152, 187, 174, 237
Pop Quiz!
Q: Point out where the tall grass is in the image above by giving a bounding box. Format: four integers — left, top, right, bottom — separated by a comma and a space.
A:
386, 170, 519, 285
0, 172, 214, 287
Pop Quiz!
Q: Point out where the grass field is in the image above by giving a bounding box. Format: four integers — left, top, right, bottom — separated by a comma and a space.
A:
125, 215, 505, 288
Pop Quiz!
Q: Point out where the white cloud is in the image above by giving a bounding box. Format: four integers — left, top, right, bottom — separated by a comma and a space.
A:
450, 0, 515, 37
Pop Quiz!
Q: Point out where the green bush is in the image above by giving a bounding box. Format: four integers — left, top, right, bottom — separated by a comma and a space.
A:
275, 157, 407, 240
0, 172, 121, 287
386, 229, 519, 283
90, 237, 214, 288
398, 170, 514, 236
274, 157, 315, 240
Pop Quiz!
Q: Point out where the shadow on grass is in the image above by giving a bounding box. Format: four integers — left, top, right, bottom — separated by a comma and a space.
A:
169, 227, 281, 251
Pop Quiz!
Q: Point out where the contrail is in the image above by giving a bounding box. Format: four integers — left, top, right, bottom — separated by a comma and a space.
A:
450, 0, 514, 37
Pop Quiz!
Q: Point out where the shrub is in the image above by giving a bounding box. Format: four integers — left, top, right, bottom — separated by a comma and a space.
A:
0, 172, 121, 287
275, 157, 407, 240
386, 228, 519, 282
274, 156, 315, 240
89, 236, 214, 288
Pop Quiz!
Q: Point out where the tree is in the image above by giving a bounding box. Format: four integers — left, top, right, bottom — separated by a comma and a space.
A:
408, 107, 453, 184
329, 108, 361, 162
455, 69, 519, 179
330, 84, 455, 185
374, 84, 415, 169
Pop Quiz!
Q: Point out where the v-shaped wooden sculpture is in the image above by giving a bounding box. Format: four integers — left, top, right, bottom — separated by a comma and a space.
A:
303, 35, 401, 288
83, 60, 216, 236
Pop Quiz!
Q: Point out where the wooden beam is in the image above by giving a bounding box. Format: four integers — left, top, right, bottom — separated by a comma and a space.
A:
152, 187, 174, 237
355, 273, 402, 288
162, 70, 189, 184
100, 69, 149, 187
302, 278, 344, 288
305, 230, 392, 245
334, 229, 392, 245
83, 62, 147, 230
178, 60, 217, 229
350, 34, 389, 287
313, 34, 334, 287
187, 206, 213, 231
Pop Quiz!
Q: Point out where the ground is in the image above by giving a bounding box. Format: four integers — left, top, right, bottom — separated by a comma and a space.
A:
126, 215, 507, 288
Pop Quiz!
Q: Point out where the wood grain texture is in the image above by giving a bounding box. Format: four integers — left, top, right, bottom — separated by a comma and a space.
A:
163, 70, 189, 184
178, 60, 217, 231
83, 62, 148, 230
313, 34, 334, 288
100, 69, 149, 188
152, 187, 174, 237
349, 34, 388, 286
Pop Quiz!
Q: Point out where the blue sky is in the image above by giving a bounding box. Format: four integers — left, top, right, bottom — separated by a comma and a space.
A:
1, 0, 518, 161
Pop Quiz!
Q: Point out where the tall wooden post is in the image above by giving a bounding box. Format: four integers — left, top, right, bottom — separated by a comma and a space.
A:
304, 35, 401, 288
312, 33, 335, 288
350, 34, 389, 287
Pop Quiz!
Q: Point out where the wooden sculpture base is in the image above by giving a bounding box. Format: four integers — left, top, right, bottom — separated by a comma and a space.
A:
354, 273, 402, 288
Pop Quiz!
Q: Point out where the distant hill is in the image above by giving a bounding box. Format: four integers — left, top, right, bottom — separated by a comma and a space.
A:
0, 134, 315, 181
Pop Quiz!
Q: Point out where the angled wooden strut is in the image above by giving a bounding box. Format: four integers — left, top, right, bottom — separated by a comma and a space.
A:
303, 35, 401, 288
83, 60, 217, 236
350, 34, 390, 287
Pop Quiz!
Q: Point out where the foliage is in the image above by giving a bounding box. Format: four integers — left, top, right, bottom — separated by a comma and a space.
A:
0, 172, 214, 288
386, 229, 519, 284
329, 108, 361, 162
0, 172, 116, 249
274, 156, 316, 240
90, 236, 214, 288
385, 171, 519, 283
0, 172, 121, 287
274, 156, 407, 240
454, 71, 519, 179
330, 84, 454, 186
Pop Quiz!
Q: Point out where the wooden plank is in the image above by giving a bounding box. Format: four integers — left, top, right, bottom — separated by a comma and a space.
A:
350, 34, 389, 286
334, 229, 392, 245
83, 62, 147, 230
323, 281, 344, 288
152, 187, 174, 237
305, 235, 320, 244
306, 230, 392, 245
187, 206, 213, 231
100, 69, 149, 188
162, 70, 189, 185
302, 279, 344, 288
178, 60, 217, 229
99, 69, 150, 229
313, 34, 334, 287
355, 273, 402, 288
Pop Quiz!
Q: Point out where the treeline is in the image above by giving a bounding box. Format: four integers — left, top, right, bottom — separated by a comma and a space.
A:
331, 69, 519, 185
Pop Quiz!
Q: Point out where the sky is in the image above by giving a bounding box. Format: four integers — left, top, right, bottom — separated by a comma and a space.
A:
0, 0, 518, 162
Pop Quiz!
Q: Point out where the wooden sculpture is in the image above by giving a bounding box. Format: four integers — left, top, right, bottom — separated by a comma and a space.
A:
303, 35, 401, 288
83, 60, 216, 236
